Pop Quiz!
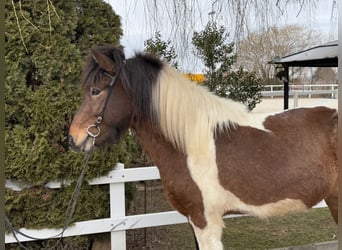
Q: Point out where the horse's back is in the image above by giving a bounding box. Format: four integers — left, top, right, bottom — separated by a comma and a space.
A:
215, 106, 338, 211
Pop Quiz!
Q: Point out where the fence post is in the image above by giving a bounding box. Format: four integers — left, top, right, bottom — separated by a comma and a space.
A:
110, 163, 126, 250
293, 91, 298, 108
308, 85, 312, 98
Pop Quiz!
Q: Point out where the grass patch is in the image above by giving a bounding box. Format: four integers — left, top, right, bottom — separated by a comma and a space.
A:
170, 208, 337, 249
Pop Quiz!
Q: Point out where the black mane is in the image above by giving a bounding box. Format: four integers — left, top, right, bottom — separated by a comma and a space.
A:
125, 53, 163, 123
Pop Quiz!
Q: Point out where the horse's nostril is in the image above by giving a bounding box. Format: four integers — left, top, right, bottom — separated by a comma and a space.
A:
68, 135, 75, 147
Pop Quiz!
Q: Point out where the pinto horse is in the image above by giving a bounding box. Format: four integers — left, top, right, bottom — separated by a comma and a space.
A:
69, 46, 338, 249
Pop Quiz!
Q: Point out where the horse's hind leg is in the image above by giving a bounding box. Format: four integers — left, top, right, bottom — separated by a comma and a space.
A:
189, 217, 224, 250
324, 192, 338, 223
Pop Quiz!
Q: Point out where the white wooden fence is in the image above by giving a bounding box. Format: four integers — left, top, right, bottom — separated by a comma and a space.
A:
5, 163, 327, 249
261, 84, 338, 98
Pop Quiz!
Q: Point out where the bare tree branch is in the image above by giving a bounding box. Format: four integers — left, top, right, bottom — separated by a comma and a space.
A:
11, 0, 28, 53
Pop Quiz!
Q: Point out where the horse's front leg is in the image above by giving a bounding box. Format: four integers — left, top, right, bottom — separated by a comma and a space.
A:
189, 216, 224, 250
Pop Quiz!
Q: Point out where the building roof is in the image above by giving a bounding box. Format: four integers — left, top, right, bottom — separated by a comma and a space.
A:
269, 40, 338, 67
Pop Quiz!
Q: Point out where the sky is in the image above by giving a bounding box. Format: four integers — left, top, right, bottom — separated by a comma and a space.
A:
107, 0, 338, 72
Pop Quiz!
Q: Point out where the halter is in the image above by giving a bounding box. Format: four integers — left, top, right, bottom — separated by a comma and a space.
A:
87, 71, 118, 144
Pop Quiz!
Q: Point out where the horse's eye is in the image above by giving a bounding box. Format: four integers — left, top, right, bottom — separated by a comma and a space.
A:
90, 87, 101, 96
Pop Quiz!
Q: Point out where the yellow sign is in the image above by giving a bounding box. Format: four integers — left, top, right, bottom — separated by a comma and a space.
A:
183, 73, 205, 83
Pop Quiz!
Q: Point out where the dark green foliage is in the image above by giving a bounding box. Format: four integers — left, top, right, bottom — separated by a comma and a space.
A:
216, 68, 263, 111
5, 184, 110, 229
5, 1, 140, 246
192, 22, 234, 74
73, 0, 122, 56
144, 31, 178, 68
192, 21, 262, 110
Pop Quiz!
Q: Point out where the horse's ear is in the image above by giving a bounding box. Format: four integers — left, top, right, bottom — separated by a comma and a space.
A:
91, 48, 115, 74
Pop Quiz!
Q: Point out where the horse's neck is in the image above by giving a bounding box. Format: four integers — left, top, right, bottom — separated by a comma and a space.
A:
132, 122, 185, 168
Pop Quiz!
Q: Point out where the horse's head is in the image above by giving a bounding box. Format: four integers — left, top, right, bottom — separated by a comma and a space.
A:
69, 46, 133, 152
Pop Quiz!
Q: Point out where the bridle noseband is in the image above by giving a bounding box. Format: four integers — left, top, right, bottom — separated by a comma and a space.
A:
87, 71, 119, 145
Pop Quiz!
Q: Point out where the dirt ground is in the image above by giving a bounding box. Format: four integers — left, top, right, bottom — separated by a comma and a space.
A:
252, 97, 337, 113
125, 181, 195, 250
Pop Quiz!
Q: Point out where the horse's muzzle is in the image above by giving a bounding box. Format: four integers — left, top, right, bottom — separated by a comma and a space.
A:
68, 134, 94, 153
68, 134, 79, 152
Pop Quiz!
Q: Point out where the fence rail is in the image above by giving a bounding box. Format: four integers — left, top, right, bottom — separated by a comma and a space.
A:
5, 164, 327, 249
261, 84, 338, 98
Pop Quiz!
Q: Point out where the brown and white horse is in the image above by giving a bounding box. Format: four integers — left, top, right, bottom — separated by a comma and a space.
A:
69, 46, 338, 249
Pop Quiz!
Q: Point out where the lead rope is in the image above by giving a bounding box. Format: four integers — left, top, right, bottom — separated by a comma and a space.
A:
5, 151, 93, 249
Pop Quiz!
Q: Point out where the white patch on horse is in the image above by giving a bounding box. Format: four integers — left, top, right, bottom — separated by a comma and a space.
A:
153, 65, 252, 155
